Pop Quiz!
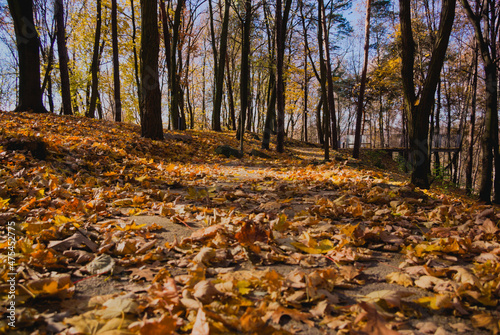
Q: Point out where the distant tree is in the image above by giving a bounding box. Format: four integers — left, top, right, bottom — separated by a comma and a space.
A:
7, 0, 47, 113
140, 0, 163, 140
460, 0, 500, 203
54, 0, 73, 115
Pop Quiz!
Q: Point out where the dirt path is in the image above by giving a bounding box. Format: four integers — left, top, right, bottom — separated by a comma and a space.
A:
66, 155, 487, 335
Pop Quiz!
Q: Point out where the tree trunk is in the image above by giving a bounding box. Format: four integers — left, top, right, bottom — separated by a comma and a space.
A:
7, 0, 47, 113
238, 0, 252, 153
318, 0, 329, 160
461, 0, 499, 203
466, 43, 478, 195
433, 79, 441, 174
212, 0, 230, 131
276, 0, 285, 153
262, 71, 276, 150
399, 0, 456, 188
87, 0, 102, 119
353, 0, 372, 158
130, 0, 142, 119
321, 0, 338, 150
140, 0, 163, 140
226, 56, 236, 130
316, 98, 324, 145
169, 0, 185, 130
111, 0, 122, 122
54, 0, 73, 116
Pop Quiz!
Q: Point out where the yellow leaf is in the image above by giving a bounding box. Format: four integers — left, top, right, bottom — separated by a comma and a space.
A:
291, 239, 335, 254
0, 198, 9, 209
416, 294, 453, 310
472, 313, 500, 334
236, 280, 252, 295
54, 215, 72, 226
386, 272, 413, 287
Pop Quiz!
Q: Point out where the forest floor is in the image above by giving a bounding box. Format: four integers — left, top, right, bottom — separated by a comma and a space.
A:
0, 111, 499, 335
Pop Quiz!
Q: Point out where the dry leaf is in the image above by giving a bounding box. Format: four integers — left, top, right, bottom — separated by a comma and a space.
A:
191, 308, 209, 335
386, 272, 413, 287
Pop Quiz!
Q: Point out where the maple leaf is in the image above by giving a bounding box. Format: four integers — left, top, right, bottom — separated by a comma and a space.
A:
355, 302, 400, 335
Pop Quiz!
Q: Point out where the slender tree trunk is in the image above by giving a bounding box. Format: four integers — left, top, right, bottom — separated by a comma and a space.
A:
460, 0, 499, 203
262, 71, 276, 150
316, 98, 324, 144
303, 26, 309, 143
7, 0, 47, 113
41, 35, 56, 101
130, 0, 142, 119
212, 0, 230, 131
47, 75, 55, 114
262, 2, 276, 150
168, 0, 185, 130
353, 0, 372, 158
226, 56, 236, 130
276, 0, 285, 152
321, 0, 338, 150
433, 79, 441, 174
318, 0, 329, 159
111, 0, 122, 122
466, 43, 478, 195
238, 0, 252, 153
88, 0, 102, 118
54, 0, 73, 115
140, 0, 163, 139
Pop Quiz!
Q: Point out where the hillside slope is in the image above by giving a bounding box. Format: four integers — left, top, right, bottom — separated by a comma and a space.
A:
0, 111, 499, 335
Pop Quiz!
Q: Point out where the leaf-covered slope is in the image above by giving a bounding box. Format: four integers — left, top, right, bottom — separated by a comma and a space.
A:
0, 111, 500, 335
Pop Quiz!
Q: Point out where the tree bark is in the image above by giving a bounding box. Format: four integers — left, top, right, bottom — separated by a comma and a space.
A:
321, 0, 338, 150
87, 0, 102, 119
466, 43, 478, 195
399, 0, 456, 188
111, 0, 122, 122
7, 0, 47, 113
238, 0, 253, 153
318, 0, 329, 160
212, 0, 231, 131
226, 56, 236, 130
276, 0, 293, 153
54, 0, 73, 115
460, 0, 500, 203
130, 0, 142, 119
140, 0, 163, 140
353, 0, 372, 158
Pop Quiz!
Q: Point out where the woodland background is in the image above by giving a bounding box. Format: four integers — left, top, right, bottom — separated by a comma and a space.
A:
0, 0, 499, 202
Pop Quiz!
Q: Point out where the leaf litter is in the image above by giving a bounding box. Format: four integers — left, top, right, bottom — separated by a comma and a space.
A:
0, 111, 499, 334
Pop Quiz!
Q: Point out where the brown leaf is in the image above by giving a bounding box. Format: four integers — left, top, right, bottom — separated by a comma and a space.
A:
357, 302, 400, 335
193, 280, 220, 304
48, 232, 98, 252
386, 272, 413, 287
471, 313, 500, 334
191, 308, 210, 335
129, 314, 177, 335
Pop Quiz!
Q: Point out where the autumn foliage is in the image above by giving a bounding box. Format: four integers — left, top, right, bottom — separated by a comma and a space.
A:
0, 111, 500, 334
